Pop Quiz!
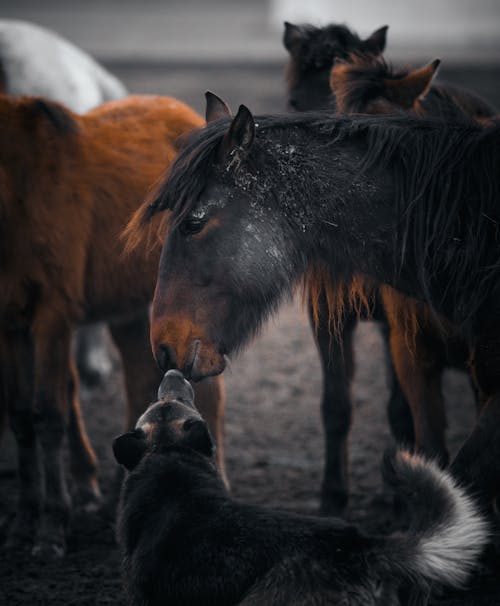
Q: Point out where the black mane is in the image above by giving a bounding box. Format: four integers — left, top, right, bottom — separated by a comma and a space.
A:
148, 112, 500, 333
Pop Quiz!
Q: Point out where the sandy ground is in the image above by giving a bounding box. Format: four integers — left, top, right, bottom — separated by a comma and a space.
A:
1, 62, 500, 604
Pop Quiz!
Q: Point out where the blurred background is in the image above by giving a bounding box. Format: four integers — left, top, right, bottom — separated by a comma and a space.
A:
2, 0, 500, 113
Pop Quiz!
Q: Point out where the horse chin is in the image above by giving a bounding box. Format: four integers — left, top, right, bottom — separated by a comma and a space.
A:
188, 342, 226, 382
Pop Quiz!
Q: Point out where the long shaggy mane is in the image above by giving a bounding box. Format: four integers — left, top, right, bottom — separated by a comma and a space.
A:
128, 111, 500, 335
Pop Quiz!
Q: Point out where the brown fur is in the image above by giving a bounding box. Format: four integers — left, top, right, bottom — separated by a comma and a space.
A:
301, 265, 375, 338
0, 94, 226, 554
330, 53, 440, 115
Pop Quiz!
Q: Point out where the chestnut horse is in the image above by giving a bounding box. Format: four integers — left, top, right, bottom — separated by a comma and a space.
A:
136, 98, 500, 510
0, 18, 129, 392
0, 94, 225, 557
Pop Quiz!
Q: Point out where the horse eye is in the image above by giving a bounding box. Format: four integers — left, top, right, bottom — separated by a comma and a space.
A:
179, 217, 207, 236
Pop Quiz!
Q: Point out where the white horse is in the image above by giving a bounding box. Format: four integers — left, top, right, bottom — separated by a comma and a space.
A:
0, 19, 126, 111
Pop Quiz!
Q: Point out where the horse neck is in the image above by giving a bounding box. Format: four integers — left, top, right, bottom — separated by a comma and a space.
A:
268, 126, 400, 286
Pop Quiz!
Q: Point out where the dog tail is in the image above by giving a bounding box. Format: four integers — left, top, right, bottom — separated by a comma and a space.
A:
380, 450, 489, 589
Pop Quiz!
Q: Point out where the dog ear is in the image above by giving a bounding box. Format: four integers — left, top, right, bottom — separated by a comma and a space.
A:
113, 430, 148, 470
181, 418, 214, 457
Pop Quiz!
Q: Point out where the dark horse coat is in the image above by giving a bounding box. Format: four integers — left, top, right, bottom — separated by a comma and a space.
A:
114, 370, 487, 606
131, 97, 500, 506
283, 21, 498, 514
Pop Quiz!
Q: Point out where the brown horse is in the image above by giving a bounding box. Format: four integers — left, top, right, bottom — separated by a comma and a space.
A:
328, 52, 497, 463
330, 52, 495, 121
0, 94, 225, 558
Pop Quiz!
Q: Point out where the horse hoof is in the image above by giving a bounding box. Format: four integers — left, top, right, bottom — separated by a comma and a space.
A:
32, 539, 66, 559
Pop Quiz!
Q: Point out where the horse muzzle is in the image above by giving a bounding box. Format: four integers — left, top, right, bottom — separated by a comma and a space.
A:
151, 314, 226, 382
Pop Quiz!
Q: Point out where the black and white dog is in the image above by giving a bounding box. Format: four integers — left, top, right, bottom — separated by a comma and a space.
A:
114, 370, 488, 606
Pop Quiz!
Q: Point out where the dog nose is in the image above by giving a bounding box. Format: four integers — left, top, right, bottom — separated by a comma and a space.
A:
155, 343, 177, 372
157, 369, 195, 405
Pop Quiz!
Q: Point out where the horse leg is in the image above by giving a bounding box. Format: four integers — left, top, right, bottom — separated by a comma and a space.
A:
451, 337, 500, 503
386, 320, 448, 465
192, 376, 227, 487
109, 311, 228, 485
66, 356, 100, 510
31, 315, 73, 558
379, 319, 415, 446
2, 329, 41, 550
309, 293, 354, 515
109, 311, 162, 430
450, 393, 500, 503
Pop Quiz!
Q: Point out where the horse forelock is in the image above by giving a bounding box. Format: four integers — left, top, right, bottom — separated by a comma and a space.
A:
144, 119, 231, 226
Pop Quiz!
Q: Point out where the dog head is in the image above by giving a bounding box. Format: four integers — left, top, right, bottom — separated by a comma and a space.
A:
113, 369, 214, 470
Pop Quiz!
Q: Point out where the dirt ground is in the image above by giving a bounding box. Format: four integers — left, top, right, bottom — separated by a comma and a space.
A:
1, 63, 500, 605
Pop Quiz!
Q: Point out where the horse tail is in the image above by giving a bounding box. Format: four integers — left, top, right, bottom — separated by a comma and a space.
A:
379, 450, 488, 590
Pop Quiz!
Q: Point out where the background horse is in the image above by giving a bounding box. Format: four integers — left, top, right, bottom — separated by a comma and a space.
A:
283, 22, 498, 512
328, 52, 498, 468
0, 17, 129, 433
285, 23, 409, 514
136, 98, 500, 510
284, 21, 388, 111
0, 19, 126, 110
0, 94, 225, 558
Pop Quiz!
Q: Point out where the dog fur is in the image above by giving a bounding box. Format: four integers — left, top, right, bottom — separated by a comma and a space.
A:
114, 371, 488, 606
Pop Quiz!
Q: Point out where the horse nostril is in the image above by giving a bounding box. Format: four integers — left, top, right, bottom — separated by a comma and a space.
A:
156, 344, 176, 372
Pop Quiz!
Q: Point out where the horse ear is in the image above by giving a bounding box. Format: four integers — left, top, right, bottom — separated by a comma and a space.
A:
182, 419, 214, 457
205, 91, 232, 123
384, 59, 441, 108
112, 430, 147, 471
283, 21, 306, 55
222, 104, 255, 157
363, 25, 388, 55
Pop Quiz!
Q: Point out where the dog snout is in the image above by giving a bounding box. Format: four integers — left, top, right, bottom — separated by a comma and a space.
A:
157, 369, 195, 406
